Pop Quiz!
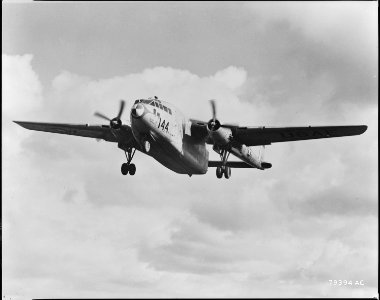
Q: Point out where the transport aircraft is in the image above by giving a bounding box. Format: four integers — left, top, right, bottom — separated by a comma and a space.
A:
14, 97, 367, 179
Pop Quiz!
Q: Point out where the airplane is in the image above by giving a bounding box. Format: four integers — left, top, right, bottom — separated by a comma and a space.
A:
14, 96, 367, 179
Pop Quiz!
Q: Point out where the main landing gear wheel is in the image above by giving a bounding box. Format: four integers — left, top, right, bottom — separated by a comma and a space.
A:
224, 166, 231, 179
121, 163, 129, 175
216, 167, 223, 179
121, 148, 136, 176
121, 163, 136, 176
129, 163, 136, 175
215, 149, 232, 179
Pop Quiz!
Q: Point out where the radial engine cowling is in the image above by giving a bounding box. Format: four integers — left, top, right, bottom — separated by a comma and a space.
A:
206, 100, 233, 146
208, 124, 232, 146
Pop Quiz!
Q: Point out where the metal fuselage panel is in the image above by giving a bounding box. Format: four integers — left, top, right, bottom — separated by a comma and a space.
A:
130, 100, 208, 175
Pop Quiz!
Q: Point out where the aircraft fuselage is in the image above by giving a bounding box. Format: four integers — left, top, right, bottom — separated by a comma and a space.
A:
130, 98, 209, 175
130, 98, 263, 175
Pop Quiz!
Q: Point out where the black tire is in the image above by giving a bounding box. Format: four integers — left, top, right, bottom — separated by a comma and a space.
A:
121, 163, 129, 175
224, 167, 231, 179
129, 163, 136, 175
216, 167, 223, 179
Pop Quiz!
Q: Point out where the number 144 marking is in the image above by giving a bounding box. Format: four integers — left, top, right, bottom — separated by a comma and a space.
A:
158, 118, 169, 131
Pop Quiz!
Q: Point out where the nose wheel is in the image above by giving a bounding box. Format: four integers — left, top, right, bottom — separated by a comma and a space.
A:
121, 148, 136, 176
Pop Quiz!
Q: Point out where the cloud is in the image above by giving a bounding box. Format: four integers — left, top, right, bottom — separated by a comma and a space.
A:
246, 2, 377, 59
211, 66, 247, 90
2, 54, 43, 118
240, 2, 377, 119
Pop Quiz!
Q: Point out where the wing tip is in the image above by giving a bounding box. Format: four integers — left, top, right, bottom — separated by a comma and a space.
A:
13, 120, 25, 127
358, 125, 368, 135
13, 121, 35, 129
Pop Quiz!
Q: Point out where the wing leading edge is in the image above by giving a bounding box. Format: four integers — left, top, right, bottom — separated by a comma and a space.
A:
233, 125, 367, 146
13, 121, 135, 144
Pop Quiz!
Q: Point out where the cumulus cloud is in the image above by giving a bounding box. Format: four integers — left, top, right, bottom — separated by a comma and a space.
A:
239, 1, 377, 122
211, 66, 247, 90
2, 54, 43, 118
246, 2, 377, 59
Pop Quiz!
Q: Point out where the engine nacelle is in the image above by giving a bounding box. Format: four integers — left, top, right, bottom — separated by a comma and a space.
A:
229, 144, 263, 169
208, 127, 232, 146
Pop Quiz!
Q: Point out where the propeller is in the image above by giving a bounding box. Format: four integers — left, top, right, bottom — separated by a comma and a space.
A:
207, 99, 221, 131
207, 99, 239, 131
94, 100, 125, 129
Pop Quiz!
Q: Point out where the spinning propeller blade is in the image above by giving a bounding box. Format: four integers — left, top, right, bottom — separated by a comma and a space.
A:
117, 100, 125, 119
210, 99, 217, 123
94, 112, 111, 121
94, 99, 126, 129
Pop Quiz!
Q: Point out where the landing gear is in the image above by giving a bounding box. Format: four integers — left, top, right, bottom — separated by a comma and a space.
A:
215, 149, 232, 179
129, 163, 136, 175
216, 166, 223, 179
121, 148, 136, 176
121, 163, 129, 175
216, 166, 231, 179
121, 163, 136, 175
224, 166, 231, 179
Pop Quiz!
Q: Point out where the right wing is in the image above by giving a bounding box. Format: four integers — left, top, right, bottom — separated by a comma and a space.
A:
14, 121, 136, 146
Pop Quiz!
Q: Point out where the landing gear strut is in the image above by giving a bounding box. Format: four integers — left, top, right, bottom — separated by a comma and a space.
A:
215, 149, 232, 179
121, 148, 136, 176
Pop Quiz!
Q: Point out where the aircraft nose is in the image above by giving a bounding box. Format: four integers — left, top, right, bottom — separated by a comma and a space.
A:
131, 103, 145, 118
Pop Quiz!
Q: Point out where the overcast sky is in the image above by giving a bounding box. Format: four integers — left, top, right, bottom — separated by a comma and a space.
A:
2, 1, 378, 299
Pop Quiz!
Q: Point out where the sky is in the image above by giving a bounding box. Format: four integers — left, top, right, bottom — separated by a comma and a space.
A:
2, 1, 378, 299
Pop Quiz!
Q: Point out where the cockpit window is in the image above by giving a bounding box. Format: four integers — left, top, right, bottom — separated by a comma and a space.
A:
135, 99, 171, 114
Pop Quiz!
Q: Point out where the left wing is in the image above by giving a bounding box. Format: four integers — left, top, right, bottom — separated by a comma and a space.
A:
13, 121, 135, 145
189, 118, 367, 146
233, 125, 368, 146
